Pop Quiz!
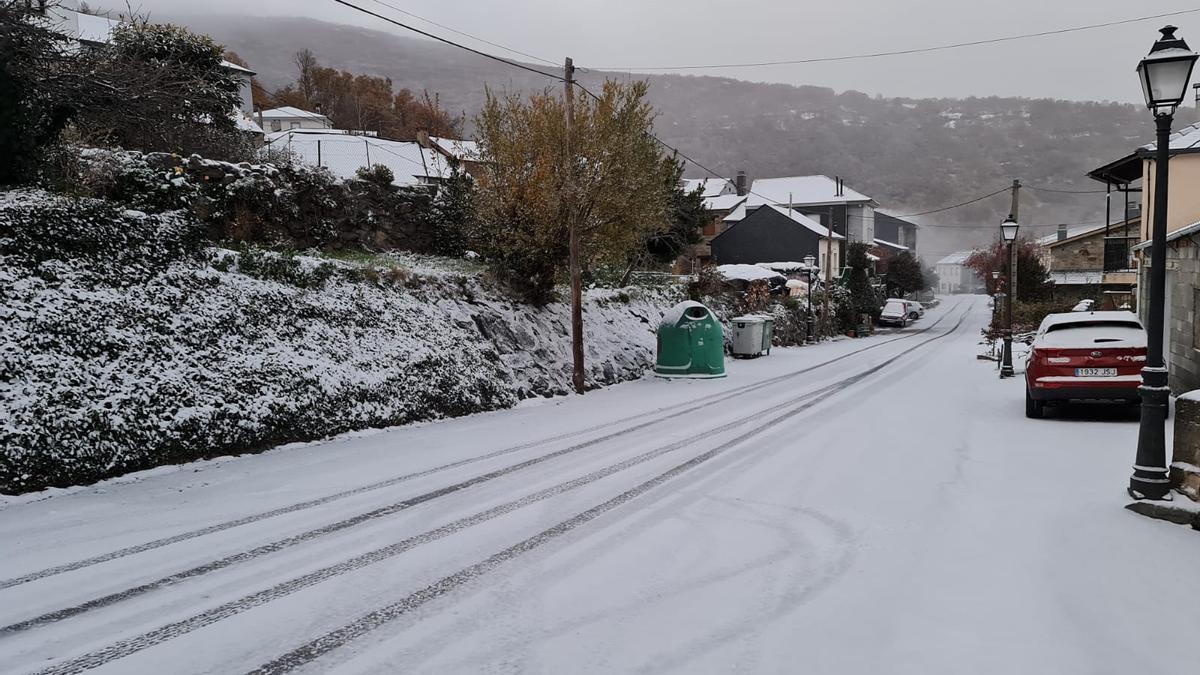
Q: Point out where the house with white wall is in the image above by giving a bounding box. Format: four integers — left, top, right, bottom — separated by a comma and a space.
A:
258, 107, 334, 133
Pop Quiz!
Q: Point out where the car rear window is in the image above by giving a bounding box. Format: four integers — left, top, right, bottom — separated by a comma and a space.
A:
884, 301, 906, 313
1044, 320, 1142, 334
1039, 321, 1145, 348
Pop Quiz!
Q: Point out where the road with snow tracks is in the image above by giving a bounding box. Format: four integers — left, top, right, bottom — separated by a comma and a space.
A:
1, 297, 1197, 675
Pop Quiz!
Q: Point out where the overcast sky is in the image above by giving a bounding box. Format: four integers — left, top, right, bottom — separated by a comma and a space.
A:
106, 0, 1200, 103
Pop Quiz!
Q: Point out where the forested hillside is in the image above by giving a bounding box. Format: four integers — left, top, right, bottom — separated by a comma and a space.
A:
174, 13, 1196, 252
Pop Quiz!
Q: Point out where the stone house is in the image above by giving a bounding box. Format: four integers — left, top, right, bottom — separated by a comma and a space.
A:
1036, 220, 1140, 308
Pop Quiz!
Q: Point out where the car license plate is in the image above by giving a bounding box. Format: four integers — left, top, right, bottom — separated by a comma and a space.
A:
1076, 367, 1117, 377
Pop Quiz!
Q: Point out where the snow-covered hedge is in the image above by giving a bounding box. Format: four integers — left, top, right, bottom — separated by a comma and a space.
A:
0, 190, 673, 494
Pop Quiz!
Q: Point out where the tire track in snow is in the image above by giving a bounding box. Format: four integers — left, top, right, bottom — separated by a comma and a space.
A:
24, 377, 853, 675
1, 301, 965, 591
240, 303, 974, 675
29, 305, 974, 675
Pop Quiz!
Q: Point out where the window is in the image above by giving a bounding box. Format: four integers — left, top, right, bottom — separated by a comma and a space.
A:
289, 121, 301, 129
270, 120, 281, 132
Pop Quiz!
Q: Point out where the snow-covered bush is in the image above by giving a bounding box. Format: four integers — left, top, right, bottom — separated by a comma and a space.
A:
70, 148, 438, 252
0, 189, 670, 494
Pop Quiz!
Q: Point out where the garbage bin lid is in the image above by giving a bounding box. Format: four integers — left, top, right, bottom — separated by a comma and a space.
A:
730, 315, 765, 323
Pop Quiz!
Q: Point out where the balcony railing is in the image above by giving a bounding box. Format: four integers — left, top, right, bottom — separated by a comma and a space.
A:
1103, 236, 1136, 272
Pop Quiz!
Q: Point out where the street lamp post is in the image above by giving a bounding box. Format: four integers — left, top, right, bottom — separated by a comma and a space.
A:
1130, 26, 1198, 500
804, 254, 817, 343
999, 216, 1019, 378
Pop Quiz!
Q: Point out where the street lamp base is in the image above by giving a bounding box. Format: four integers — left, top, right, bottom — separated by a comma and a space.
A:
1130, 373, 1172, 500
999, 336, 1015, 378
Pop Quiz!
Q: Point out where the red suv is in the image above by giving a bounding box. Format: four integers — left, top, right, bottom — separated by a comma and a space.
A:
1025, 311, 1147, 418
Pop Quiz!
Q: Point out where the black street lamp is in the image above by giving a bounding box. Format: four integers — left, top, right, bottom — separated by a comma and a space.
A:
804, 254, 817, 343
999, 215, 1019, 378
1130, 26, 1198, 500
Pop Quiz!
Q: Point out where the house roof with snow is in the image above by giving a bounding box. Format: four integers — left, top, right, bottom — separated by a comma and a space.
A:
703, 194, 746, 211
746, 175, 873, 207
1131, 219, 1200, 251
260, 107, 331, 122
265, 130, 451, 186
726, 204, 844, 239
873, 237, 909, 252
682, 178, 735, 198
1090, 120, 1200, 186
429, 137, 481, 162
936, 251, 972, 265
1139, 120, 1200, 153
1037, 223, 1108, 247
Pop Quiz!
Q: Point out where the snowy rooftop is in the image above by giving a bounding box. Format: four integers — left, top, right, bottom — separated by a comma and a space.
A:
746, 175, 872, 207
1140, 120, 1200, 152
260, 107, 331, 121
682, 178, 735, 198
1131, 219, 1200, 250
265, 130, 450, 186
760, 205, 844, 238
873, 237, 909, 251
430, 137, 481, 162
1037, 223, 1107, 246
703, 194, 746, 211
936, 251, 972, 265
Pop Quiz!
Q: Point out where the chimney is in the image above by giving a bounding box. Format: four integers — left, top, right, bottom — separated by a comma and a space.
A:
416, 129, 432, 148
735, 170, 747, 196
1057, 224, 1068, 241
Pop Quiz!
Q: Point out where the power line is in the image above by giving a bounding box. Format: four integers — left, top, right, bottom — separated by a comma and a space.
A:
327, 0, 564, 82
1025, 184, 1107, 194
893, 187, 1011, 218
587, 8, 1200, 71
363, 0, 559, 68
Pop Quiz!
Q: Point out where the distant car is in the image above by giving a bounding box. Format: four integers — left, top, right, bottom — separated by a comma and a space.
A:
1024, 311, 1146, 419
905, 301, 926, 319
878, 299, 910, 327
1071, 299, 1095, 312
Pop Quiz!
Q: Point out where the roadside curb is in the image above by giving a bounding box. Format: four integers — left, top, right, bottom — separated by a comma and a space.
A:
1125, 498, 1200, 531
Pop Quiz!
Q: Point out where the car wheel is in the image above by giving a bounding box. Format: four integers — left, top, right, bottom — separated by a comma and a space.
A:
1025, 388, 1044, 419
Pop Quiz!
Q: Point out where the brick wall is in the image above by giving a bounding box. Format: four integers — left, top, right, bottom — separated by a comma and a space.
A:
1049, 231, 1105, 271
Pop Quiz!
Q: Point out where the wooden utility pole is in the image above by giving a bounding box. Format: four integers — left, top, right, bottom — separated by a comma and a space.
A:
565, 57, 585, 394
1010, 178, 1020, 302
824, 216, 834, 338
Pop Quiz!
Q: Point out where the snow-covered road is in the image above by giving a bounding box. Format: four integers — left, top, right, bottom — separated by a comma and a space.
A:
2, 297, 1197, 674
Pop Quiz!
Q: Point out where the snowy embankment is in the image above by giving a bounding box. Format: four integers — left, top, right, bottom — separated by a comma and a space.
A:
0, 189, 677, 494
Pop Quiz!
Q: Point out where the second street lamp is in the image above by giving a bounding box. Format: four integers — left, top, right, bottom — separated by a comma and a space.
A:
1130, 26, 1198, 500
999, 215, 1019, 378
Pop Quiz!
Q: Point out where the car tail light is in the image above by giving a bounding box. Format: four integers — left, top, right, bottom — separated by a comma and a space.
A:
1046, 357, 1070, 364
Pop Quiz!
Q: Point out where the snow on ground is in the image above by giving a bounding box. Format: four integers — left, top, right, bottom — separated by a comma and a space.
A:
0, 297, 1196, 675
